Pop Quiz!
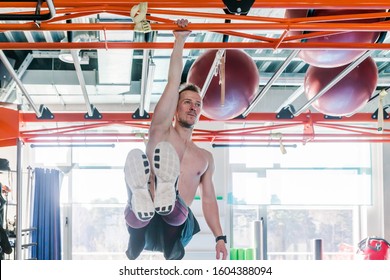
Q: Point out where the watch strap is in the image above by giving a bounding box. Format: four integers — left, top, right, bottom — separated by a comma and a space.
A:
215, 235, 227, 243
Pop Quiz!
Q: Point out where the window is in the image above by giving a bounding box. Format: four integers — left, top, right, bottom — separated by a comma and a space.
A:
69, 143, 143, 260
229, 142, 371, 260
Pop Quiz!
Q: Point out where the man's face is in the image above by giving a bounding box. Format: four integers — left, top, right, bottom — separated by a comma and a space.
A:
176, 90, 202, 129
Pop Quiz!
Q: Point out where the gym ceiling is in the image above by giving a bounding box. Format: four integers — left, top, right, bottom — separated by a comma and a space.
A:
0, 0, 390, 146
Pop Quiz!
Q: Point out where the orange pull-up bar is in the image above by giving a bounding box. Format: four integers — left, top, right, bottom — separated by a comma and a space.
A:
2, 0, 390, 9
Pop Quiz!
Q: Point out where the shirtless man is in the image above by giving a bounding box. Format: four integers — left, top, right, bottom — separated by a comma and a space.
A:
124, 19, 227, 260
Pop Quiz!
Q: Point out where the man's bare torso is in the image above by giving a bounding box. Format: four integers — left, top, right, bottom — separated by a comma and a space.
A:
146, 127, 209, 206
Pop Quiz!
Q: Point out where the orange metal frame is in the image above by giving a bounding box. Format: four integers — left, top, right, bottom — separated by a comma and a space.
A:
1, 1, 390, 50
0, 110, 386, 146
1, 106, 389, 147
1, 1, 390, 146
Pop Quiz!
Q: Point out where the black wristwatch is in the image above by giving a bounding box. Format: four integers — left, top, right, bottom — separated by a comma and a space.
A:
215, 235, 227, 243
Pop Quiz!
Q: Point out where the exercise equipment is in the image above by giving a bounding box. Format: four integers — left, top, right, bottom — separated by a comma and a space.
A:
229, 247, 255, 260
187, 49, 259, 120
304, 57, 377, 116
356, 237, 390, 260
286, 9, 385, 68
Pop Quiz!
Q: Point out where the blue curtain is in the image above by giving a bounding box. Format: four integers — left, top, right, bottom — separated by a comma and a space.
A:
31, 168, 62, 260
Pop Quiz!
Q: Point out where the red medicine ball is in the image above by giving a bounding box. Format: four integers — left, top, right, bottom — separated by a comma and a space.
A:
304, 56, 377, 116
187, 49, 259, 121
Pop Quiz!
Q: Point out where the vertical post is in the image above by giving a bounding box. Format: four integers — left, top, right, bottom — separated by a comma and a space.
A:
254, 218, 265, 260
313, 239, 323, 260
24, 166, 33, 260
15, 138, 23, 260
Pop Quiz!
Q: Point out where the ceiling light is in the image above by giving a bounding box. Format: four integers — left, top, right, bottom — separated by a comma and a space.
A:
58, 37, 91, 64
58, 38, 81, 63
58, 50, 81, 64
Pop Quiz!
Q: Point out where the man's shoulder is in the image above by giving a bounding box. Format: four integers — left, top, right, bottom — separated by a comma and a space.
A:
192, 144, 213, 159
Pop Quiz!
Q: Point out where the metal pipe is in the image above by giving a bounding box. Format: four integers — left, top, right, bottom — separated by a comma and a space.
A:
149, 8, 389, 23
25, 166, 32, 230
1, 53, 34, 103
242, 49, 300, 117
22, 137, 390, 144
293, 50, 374, 116
15, 138, 23, 259
145, 60, 156, 110
71, 49, 93, 117
2, 21, 390, 32
200, 49, 225, 98
30, 144, 115, 148
313, 239, 323, 260
0, 50, 42, 117
254, 219, 265, 260
0, 0, 55, 21
1, 41, 390, 51
139, 50, 149, 117
3, 0, 390, 10
23, 131, 390, 140
25, 166, 33, 260
212, 143, 298, 148
18, 111, 390, 123
275, 85, 305, 113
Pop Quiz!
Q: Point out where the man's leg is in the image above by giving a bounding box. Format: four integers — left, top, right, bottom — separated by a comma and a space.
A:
124, 148, 154, 259
124, 148, 154, 221
162, 222, 185, 260
125, 204, 150, 229
125, 197, 189, 260
151, 142, 187, 259
161, 197, 189, 259
162, 205, 200, 259
125, 224, 148, 260
161, 196, 188, 226
152, 142, 180, 215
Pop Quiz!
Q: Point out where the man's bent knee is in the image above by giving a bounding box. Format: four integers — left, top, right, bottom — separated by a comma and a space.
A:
125, 204, 150, 229
161, 199, 188, 226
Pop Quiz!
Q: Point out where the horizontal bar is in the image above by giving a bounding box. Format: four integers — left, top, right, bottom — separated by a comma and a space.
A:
212, 144, 298, 148
21, 138, 390, 144
30, 144, 115, 148
21, 228, 36, 232
21, 243, 37, 249
19, 112, 390, 123
21, 131, 390, 139
3, 0, 390, 9
2, 41, 390, 50
1, 22, 390, 32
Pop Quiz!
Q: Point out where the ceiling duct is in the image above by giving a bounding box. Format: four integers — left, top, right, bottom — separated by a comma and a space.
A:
59, 17, 98, 64
0, 0, 55, 21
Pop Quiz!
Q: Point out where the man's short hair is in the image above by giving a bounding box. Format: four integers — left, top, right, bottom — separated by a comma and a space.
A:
179, 83, 201, 95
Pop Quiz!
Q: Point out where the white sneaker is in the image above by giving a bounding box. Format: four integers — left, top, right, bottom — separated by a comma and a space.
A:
124, 149, 154, 221
152, 142, 180, 215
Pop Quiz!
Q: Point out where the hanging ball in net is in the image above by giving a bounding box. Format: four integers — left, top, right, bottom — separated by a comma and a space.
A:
187, 49, 259, 120
304, 56, 377, 116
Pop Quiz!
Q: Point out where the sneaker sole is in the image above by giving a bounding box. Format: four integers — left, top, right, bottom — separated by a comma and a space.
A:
124, 149, 154, 221
153, 142, 180, 215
